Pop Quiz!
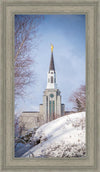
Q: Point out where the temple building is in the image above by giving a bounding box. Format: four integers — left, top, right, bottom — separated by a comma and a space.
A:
19, 45, 65, 134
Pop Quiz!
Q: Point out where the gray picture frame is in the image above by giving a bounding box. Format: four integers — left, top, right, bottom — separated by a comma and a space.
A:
0, 0, 100, 171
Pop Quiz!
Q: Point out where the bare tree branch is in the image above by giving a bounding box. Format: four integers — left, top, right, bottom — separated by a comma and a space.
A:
69, 85, 86, 112
14, 15, 44, 100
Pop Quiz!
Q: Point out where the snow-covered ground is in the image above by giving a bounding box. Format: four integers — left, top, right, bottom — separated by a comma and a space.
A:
22, 112, 86, 158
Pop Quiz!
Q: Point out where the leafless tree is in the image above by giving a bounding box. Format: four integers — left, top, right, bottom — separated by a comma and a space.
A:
15, 15, 43, 100
18, 119, 27, 137
15, 115, 19, 137
69, 85, 86, 112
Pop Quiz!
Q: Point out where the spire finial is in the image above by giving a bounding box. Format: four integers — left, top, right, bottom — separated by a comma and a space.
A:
49, 45, 55, 72
51, 44, 54, 52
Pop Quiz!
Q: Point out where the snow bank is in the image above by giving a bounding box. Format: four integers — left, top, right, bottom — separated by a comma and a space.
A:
22, 112, 86, 158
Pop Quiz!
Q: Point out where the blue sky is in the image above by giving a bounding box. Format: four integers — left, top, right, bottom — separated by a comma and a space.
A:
15, 15, 86, 114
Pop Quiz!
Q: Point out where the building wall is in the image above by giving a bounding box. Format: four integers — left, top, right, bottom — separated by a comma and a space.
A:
42, 88, 63, 121
19, 89, 65, 135
56, 95, 61, 116
39, 104, 43, 114
19, 112, 44, 136
61, 104, 65, 116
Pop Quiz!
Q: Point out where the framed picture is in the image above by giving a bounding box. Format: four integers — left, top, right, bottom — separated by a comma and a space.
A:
0, 0, 99, 171
14, 14, 86, 158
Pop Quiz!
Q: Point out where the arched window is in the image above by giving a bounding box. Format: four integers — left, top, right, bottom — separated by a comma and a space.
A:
51, 76, 53, 83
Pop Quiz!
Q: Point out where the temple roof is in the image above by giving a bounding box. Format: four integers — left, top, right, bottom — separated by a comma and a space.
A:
49, 52, 55, 72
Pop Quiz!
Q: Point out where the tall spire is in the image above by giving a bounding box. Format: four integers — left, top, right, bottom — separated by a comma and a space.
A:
47, 44, 57, 89
49, 44, 55, 72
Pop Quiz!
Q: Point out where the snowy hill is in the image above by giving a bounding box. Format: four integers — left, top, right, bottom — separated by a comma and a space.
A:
22, 112, 86, 158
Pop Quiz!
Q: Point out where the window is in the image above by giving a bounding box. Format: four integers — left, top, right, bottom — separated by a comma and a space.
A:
51, 76, 53, 83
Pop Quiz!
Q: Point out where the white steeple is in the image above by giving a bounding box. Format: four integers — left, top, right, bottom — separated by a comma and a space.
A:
47, 45, 57, 89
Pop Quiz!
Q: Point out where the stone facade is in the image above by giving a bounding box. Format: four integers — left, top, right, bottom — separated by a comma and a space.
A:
42, 88, 65, 122
19, 45, 65, 135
